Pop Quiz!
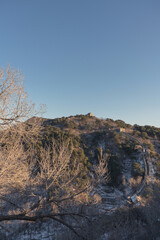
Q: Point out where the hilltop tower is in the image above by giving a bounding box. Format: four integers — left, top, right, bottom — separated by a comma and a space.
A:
87, 113, 94, 117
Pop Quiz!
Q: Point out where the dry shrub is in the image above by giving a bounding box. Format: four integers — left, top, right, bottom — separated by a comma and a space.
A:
92, 193, 102, 204
129, 176, 142, 189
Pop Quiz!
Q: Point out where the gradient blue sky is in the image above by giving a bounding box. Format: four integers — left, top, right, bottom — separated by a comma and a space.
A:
0, 0, 160, 126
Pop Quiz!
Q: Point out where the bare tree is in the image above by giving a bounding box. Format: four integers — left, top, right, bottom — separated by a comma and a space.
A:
0, 65, 44, 152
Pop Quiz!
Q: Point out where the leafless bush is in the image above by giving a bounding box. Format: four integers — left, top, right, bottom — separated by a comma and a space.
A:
93, 147, 110, 185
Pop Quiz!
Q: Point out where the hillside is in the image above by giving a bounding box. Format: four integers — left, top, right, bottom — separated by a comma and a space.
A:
40, 113, 160, 186
1, 113, 160, 240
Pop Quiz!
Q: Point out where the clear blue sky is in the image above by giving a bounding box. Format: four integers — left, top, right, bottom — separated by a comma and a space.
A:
0, 0, 160, 126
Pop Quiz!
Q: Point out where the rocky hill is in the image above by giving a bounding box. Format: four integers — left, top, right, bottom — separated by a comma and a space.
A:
1, 114, 160, 240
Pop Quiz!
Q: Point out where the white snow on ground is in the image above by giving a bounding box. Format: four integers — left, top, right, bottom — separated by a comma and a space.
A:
92, 185, 125, 214
100, 232, 110, 240
7, 221, 64, 240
